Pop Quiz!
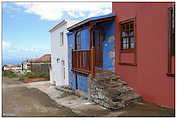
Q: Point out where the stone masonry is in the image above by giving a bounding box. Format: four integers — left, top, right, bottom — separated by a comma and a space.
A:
88, 71, 142, 110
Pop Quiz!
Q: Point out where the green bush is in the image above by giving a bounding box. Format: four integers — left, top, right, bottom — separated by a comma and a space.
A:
18, 75, 28, 80
25, 72, 37, 78
38, 72, 49, 78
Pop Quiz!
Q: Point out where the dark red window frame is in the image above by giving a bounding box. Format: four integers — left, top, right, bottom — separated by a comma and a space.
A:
120, 18, 136, 53
167, 5, 175, 77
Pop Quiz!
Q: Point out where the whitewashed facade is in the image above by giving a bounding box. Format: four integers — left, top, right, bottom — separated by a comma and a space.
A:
49, 20, 79, 86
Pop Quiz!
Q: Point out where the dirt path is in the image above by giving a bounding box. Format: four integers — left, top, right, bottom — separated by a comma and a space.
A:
2, 77, 78, 117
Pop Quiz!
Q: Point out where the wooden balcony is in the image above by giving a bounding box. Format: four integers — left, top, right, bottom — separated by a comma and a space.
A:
72, 48, 95, 76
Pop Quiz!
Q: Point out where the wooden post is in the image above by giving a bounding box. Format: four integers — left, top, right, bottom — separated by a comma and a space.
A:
90, 48, 95, 77
72, 49, 74, 71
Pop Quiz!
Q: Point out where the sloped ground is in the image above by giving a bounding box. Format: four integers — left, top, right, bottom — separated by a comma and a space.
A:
2, 77, 77, 117
27, 79, 175, 117
2, 77, 175, 117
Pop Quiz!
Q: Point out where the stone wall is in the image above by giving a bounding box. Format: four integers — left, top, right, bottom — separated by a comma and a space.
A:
31, 63, 50, 73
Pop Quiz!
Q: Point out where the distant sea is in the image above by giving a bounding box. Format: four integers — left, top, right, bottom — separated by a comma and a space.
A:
2, 48, 51, 66
2, 58, 29, 66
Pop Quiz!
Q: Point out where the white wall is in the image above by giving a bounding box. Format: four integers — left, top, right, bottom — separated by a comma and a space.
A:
50, 20, 79, 86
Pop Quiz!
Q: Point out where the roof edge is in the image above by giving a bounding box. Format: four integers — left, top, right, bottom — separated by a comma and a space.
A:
67, 13, 116, 31
49, 20, 67, 32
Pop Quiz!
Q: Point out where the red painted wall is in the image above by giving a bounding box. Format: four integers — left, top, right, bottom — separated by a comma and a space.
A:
112, 2, 175, 108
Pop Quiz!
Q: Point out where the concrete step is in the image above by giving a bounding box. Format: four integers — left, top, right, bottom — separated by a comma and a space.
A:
55, 86, 75, 95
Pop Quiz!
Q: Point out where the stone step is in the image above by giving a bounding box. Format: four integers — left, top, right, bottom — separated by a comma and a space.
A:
92, 77, 120, 83
104, 87, 134, 99
110, 92, 141, 104
91, 78, 127, 88
104, 80, 128, 87
95, 72, 120, 81
89, 71, 143, 110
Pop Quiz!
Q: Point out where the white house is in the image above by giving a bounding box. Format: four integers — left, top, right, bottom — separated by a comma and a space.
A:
49, 20, 79, 86
3, 64, 22, 73
21, 60, 31, 72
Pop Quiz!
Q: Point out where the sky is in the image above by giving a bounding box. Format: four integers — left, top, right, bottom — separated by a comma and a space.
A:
2, 2, 112, 65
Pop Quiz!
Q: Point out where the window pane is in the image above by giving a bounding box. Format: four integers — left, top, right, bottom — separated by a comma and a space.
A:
130, 42, 135, 48
123, 44, 126, 49
122, 32, 128, 37
126, 44, 129, 49
169, 6, 175, 56
122, 38, 126, 43
127, 38, 129, 43
171, 6, 175, 56
126, 24, 129, 30
122, 25, 126, 31
130, 37, 135, 43
172, 6, 175, 31
130, 23, 134, 29
76, 32, 81, 49
130, 30, 134, 36
120, 18, 136, 51
60, 32, 64, 46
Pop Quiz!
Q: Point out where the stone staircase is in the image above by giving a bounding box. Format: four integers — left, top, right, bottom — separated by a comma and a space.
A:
88, 71, 142, 110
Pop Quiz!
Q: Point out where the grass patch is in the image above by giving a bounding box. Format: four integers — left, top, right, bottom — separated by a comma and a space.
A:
19, 72, 50, 80
8, 73, 19, 78
3, 70, 50, 81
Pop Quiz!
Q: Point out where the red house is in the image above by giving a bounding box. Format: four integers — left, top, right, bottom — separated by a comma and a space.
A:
112, 2, 175, 108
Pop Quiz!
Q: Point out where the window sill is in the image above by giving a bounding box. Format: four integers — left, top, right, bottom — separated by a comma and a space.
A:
120, 48, 135, 53
166, 73, 175, 77
119, 62, 137, 66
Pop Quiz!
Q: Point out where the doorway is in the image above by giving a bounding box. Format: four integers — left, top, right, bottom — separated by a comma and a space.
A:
93, 29, 103, 69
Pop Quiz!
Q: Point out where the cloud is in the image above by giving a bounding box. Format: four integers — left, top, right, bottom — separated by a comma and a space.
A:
3, 2, 21, 12
3, 41, 11, 48
14, 2, 112, 21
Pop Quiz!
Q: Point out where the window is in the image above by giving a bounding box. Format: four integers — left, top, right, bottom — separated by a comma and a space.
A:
167, 5, 175, 77
168, 6, 175, 56
120, 18, 136, 52
76, 32, 81, 49
60, 32, 64, 46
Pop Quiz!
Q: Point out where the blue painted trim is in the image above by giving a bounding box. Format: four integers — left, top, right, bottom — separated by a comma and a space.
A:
68, 13, 116, 31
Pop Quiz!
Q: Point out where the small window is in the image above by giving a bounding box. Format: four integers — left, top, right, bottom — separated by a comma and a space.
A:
168, 5, 175, 56
120, 18, 136, 52
60, 32, 64, 46
76, 32, 81, 49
